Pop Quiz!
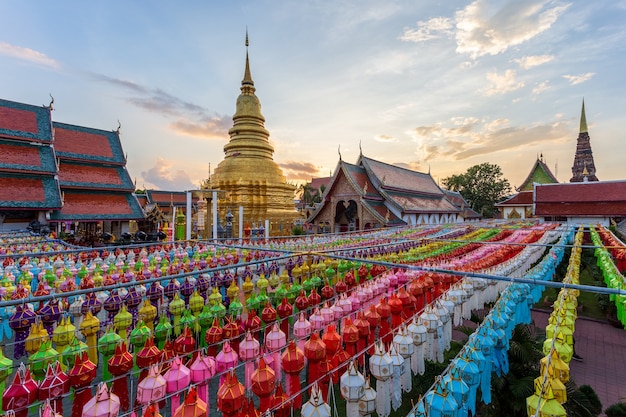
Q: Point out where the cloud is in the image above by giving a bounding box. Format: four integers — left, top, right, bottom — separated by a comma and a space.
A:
455, 0, 570, 58
140, 157, 196, 190
514, 54, 555, 69
532, 80, 550, 94
93, 73, 230, 139
400, 17, 454, 42
374, 134, 396, 142
410, 116, 570, 162
562, 72, 595, 85
481, 69, 524, 96
0, 41, 60, 69
278, 161, 322, 181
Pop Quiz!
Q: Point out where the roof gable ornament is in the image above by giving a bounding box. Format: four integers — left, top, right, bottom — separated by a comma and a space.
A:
359, 140, 362, 156
363, 182, 368, 194
116, 120, 121, 135
338, 144, 342, 161
45, 94, 54, 111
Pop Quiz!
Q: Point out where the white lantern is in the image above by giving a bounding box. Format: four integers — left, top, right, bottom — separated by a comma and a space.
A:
407, 318, 427, 375
393, 326, 413, 393
301, 382, 331, 417
388, 343, 403, 411
358, 377, 376, 417
340, 361, 366, 417
369, 342, 393, 417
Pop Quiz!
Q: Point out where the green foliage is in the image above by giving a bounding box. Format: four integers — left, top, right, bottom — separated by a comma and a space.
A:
605, 402, 626, 417
291, 225, 305, 235
441, 162, 511, 218
564, 381, 603, 417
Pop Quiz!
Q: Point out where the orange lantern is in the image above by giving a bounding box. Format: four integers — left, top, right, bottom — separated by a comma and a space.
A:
282, 340, 305, 407
376, 297, 392, 345
303, 332, 326, 392
217, 371, 245, 417
205, 318, 223, 356
251, 357, 276, 412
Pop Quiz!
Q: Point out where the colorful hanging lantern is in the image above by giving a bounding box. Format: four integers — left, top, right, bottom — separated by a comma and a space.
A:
80, 309, 100, 366
108, 341, 133, 412
353, 312, 370, 366
40, 399, 63, 417
164, 356, 191, 416
68, 351, 97, 417
154, 314, 173, 350
38, 362, 69, 415
340, 361, 365, 417
174, 326, 196, 356
293, 312, 311, 353
205, 317, 223, 356
189, 349, 216, 404
341, 319, 360, 362
169, 292, 186, 336
173, 386, 208, 417
303, 332, 326, 390
282, 339, 305, 407
216, 340, 239, 385
2, 363, 38, 417
358, 377, 376, 417
251, 357, 276, 412
29, 338, 59, 380
276, 297, 293, 336
0, 348, 12, 410
25, 320, 48, 356
423, 381, 459, 417
407, 317, 427, 375
138, 299, 158, 332
137, 364, 166, 412
136, 337, 162, 383
217, 371, 245, 417
9, 303, 37, 359
113, 305, 132, 340
81, 382, 120, 417
393, 325, 414, 392
364, 305, 381, 355
239, 331, 260, 389
223, 316, 242, 353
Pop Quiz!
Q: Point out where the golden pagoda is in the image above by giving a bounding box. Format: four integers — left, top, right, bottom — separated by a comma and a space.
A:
209, 33, 300, 236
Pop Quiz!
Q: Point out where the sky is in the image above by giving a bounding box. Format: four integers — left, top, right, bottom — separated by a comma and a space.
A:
1, 0, 625, 191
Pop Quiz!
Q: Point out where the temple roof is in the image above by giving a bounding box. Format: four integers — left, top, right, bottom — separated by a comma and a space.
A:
362, 199, 405, 226
0, 173, 62, 209
359, 156, 444, 196
0, 139, 57, 174
145, 190, 197, 207
535, 181, 626, 216
342, 162, 382, 200
53, 122, 126, 165
384, 189, 459, 213
495, 190, 534, 207
443, 190, 481, 218
0, 98, 53, 143
49, 190, 144, 221
518, 158, 558, 191
57, 161, 135, 191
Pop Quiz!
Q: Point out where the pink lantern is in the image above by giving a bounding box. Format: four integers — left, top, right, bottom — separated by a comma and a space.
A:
163, 356, 191, 415
189, 349, 216, 404
293, 312, 312, 354
238, 331, 260, 389
81, 382, 120, 417
264, 323, 286, 380
41, 399, 62, 417
309, 308, 325, 331
216, 341, 239, 385
348, 291, 361, 312
320, 302, 334, 326
136, 365, 166, 412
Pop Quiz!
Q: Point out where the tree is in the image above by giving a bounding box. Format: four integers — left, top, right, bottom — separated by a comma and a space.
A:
442, 162, 511, 218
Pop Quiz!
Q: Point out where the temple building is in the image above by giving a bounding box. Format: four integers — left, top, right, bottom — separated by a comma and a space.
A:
496, 155, 558, 219
306, 154, 461, 233
570, 100, 598, 182
0, 98, 143, 237
209, 36, 300, 236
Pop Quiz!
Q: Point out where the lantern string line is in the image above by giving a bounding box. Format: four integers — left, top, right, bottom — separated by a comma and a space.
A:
405, 226, 574, 416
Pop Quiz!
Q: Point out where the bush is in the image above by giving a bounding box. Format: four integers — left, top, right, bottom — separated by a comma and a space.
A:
578, 385, 603, 416
291, 225, 305, 235
605, 402, 626, 417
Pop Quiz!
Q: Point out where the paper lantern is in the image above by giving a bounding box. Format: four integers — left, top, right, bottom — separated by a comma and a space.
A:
340, 361, 365, 417
369, 341, 392, 417
113, 305, 132, 340
239, 331, 260, 389
322, 324, 341, 356
393, 325, 413, 392
358, 377, 376, 417
80, 310, 100, 366
2, 363, 38, 417
264, 323, 286, 380
108, 341, 133, 411
136, 337, 162, 383
216, 340, 239, 385
29, 338, 59, 380
271, 383, 289, 417
82, 382, 120, 417
173, 386, 207, 417
301, 382, 330, 417
293, 312, 311, 353
0, 348, 12, 410
388, 343, 403, 411
154, 315, 173, 350
174, 326, 196, 356
304, 332, 326, 390
217, 371, 245, 417
137, 364, 166, 415
282, 339, 305, 407
341, 318, 359, 361
251, 357, 276, 412
164, 356, 191, 415
223, 316, 242, 353
205, 317, 223, 356
526, 384, 566, 417
68, 351, 97, 417
10, 304, 37, 358
40, 399, 63, 417
25, 321, 48, 356
364, 305, 380, 355
189, 348, 216, 404
423, 381, 459, 417
276, 297, 293, 335
38, 362, 69, 415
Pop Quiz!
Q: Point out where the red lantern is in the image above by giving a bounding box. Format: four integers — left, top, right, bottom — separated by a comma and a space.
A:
276, 298, 293, 336
341, 318, 359, 362
173, 386, 207, 417
174, 326, 196, 356
271, 384, 289, 417
318, 356, 333, 402
409, 279, 425, 312
282, 340, 305, 407
322, 324, 341, 356
295, 290, 309, 311
68, 350, 97, 417
108, 341, 133, 411
205, 318, 223, 356
261, 301, 277, 328
388, 293, 404, 330
303, 332, 326, 392
38, 362, 69, 415
135, 337, 162, 383
160, 339, 176, 371
376, 297, 392, 345
251, 357, 276, 412
321, 282, 334, 300
353, 312, 370, 366
224, 316, 242, 352
397, 287, 413, 320
331, 346, 351, 385
217, 371, 245, 417
308, 288, 321, 307
365, 305, 380, 348
2, 363, 38, 417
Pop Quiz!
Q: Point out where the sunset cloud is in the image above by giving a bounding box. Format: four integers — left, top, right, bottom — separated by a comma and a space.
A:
278, 160, 322, 181
514, 54, 555, 69
0, 41, 60, 69
481, 69, 525, 96
141, 157, 196, 190
563, 72, 595, 85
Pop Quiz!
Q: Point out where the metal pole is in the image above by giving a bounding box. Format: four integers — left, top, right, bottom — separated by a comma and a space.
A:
239, 206, 243, 243
212, 190, 218, 241
186, 190, 192, 241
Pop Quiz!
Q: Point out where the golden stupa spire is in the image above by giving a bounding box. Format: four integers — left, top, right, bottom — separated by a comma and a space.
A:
579, 98, 588, 133
242, 28, 254, 90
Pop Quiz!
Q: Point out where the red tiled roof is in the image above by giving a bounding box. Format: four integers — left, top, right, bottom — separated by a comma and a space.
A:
386, 191, 459, 213
0, 177, 45, 202
310, 177, 331, 191
147, 190, 198, 206
360, 156, 443, 196
535, 181, 626, 216
0, 106, 38, 134
58, 162, 134, 190
54, 126, 114, 159
496, 191, 534, 206
50, 191, 144, 221
0, 142, 42, 167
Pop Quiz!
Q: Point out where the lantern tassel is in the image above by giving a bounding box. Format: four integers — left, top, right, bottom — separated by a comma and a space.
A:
375, 379, 391, 417
401, 359, 411, 393
391, 363, 401, 411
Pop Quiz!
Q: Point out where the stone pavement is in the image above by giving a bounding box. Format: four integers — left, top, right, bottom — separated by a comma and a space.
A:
532, 310, 626, 412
